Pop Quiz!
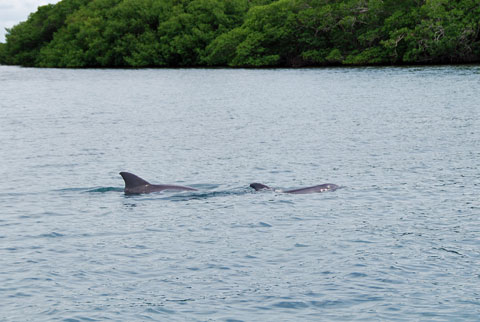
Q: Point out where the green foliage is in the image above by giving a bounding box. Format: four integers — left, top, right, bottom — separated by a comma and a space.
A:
0, 42, 5, 62
0, 0, 479, 67
1, 0, 93, 66
401, 0, 480, 63
204, 0, 298, 66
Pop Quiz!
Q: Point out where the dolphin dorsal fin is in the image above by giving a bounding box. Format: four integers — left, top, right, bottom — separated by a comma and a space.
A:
119, 172, 150, 188
250, 183, 271, 191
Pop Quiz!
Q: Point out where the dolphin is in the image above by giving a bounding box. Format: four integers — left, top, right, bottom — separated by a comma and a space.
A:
119, 172, 197, 194
250, 182, 339, 194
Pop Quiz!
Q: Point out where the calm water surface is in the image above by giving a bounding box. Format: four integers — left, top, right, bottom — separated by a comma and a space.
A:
0, 66, 479, 321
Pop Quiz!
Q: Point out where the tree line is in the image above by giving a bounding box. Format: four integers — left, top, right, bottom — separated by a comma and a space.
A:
1, 0, 479, 67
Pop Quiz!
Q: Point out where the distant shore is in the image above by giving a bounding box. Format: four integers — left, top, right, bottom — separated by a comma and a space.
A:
1, 0, 479, 68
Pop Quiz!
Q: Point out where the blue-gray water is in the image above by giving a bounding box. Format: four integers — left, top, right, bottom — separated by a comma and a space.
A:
0, 65, 479, 321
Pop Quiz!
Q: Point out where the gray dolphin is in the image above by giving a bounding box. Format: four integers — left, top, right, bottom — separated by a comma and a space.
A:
250, 182, 339, 194
120, 172, 197, 194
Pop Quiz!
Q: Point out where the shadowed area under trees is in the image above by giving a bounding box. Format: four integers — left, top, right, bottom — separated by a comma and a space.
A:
0, 0, 479, 67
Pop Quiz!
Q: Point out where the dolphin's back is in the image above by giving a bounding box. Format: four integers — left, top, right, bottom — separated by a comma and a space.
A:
250, 182, 339, 194
285, 184, 338, 194
149, 184, 197, 192
119, 172, 197, 194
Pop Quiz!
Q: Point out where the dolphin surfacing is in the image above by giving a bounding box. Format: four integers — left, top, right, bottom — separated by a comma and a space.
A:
250, 182, 339, 194
120, 172, 197, 195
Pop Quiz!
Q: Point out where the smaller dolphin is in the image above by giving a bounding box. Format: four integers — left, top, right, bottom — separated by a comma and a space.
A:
250, 182, 339, 194
120, 172, 197, 195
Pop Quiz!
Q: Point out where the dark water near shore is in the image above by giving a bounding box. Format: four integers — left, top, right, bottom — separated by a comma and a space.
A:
0, 65, 479, 321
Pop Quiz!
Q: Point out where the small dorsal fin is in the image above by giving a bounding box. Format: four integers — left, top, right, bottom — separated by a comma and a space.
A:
119, 172, 150, 188
250, 183, 271, 191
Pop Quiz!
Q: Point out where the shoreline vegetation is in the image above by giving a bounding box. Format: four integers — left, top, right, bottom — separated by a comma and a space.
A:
0, 0, 479, 68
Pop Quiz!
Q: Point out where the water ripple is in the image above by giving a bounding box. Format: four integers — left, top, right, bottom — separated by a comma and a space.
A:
1, 66, 479, 321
